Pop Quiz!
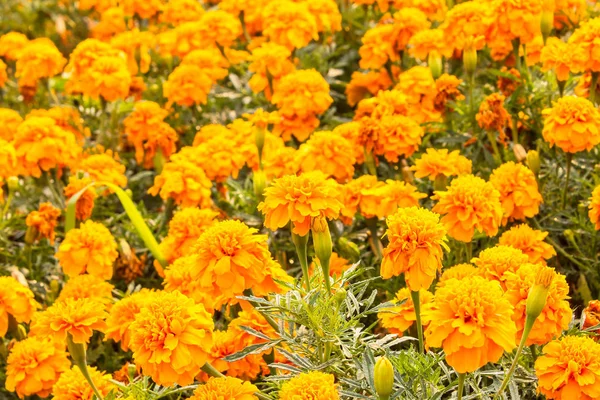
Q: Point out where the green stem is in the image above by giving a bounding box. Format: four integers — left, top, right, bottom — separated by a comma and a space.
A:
244, 289, 279, 332
2, 189, 14, 220
561, 153, 573, 210
511, 115, 519, 146
485, 131, 502, 165
494, 317, 534, 399
67, 337, 104, 400
321, 257, 332, 295
201, 362, 225, 378
530, 345, 538, 362
410, 290, 424, 353
457, 373, 466, 400
512, 38, 521, 72
292, 232, 311, 291
366, 217, 383, 260
590, 72, 599, 105
465, 241, 473, 263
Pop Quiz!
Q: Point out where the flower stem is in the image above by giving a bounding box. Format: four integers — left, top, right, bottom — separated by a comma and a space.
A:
485, 131, 502, 165
494, 317, 534, 399
201, 362, 225, 378
410, 290, 424, 353
590, 72, 599, 105
67, 335, 104, 400
561, 152, 573, 210
457, 373, 466, 400
292, 232, 311, 291
465, 241, 472, 263
366, 217, 383, 260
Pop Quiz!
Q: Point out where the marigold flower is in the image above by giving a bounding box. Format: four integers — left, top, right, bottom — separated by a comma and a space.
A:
129, 290, 214, 386
160, 0, 204, 25
219, 0, 271, 35
411, 148, 471, 181
262, 146, 297, 179
294, 131, 356, 182
0, 32, 29, 60
340, 175, 379, 223
258, 172, 342, 236
374, 115, 424, 162
489, 162, 542, 224
57, 275, 114, 310
80, 55, 131, 102
394, 66, 440, 123
148, 148, 213, 208
476, 93, 511, 144
0, 139, 17, 181
92, 7, 127, 41
541, 38, 585, 82
345, 71, 393, 107
499, 224, 556, 265
64, 176, 97, 221
432, 174, 503, 242
394, 0, 447, 21
486, 0, 543, 46
56, 220, 118, 280
194, 137, 249, 183
378, 288, 434, 335
30, 298, 108, 344
191, 376, 259, 400
110, 29, 154, 75
120, 0, 162, 18
198, 10, 242, 48
164, 64, 214, 107
0, 277, 39, 337
423, 276, 517, 373
568, 18, 600, 72
105, 290, 151, 351
535, 335, 600, 400
504, 264, 571, 345
263, 1, 318, 50
280, 371, 339, 400
589, 185, 600, 230
15, 39, 66, 87
205, 329, 270, 380
471, 245, 529, 289
64, 39, 122, 93
0, 108, 23, 141
438, 263, 477, 284
6, 337, 70, 399
583, 300, 600, 331
433, 74, 465, 112
52, 365, 114, 400
408, 29, 452, 61
13, 116, 81, 178
77, 149, 128, 188
25, 202, 60, 244
381, 207, 447, 289
359, 24, 400, 70
28, 106, 90, 144
0, 59, 7, 88
159, 208, 219, 265
542, 96, 600, 153
360, 180, 426, 219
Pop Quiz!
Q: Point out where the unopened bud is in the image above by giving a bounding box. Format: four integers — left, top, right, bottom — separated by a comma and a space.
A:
563, 229, 575, 243
50, 280, 60, 298
428, 52, 443, 79
333, 287, 347, 306
312, 216, 333, 278
578, 203, 588, 219
513, 144, 527, 162
526, 150, 540, 177
153, 151, 166, 174
255, 127, 266, 163
541, 10, 554, 44
374, 356, 394, 400
253, 170, 267, 199
24, 225, 38, 245
526, 267, 554, 320
337, 237, 360, 262
400, 159, 414, 184
128, 363, 137, 381
7, 177, 19, 191
16, 324, 27, 341
66, 333, 87, 369
463, 48, 478, 77
434, 174, 447, 192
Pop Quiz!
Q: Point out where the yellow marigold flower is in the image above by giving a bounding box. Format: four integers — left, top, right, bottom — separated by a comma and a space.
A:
28, 106, 90, 144
499, 224, 556, 265
197, 10, 242, 48
378, 288, 433, 335
340, 175, 379, 223
411, 148, 471, 181
332, 122, 365, 164
504, 264, 571, 345
568, 17, 600, 72
263, 1, 318, 50
129, 290, 214, 386
92, 7, 127, 41
542, 96, 600, 153
304, 0, 342, 33
0, 276, 39, 337
259, 172, 342, 236
535, 335, 600, 400
160, 0, 204, 25
0, 108, 23, 141
181, 48, 229, 81
489, 162, 542, 224
6, 337, 70, 399
191, 376, 258, 400
194, 137, 248, 183
589, 185, 600, 230
159, 208, 219, 265
432, 174, 503, 242
541, 38, 585, 82
486, 0, 542, 46
13, 116, 81, 178
294, 131, 356, 183
148, 147, 213, 208
360, 180, 426, 219
434, 74, 465, 112
56, 220, 118, 280
438, 263, 477, 284
64, 39, 122, 93
263, 146, 297, 179
359, 24, 400, 70
476, 93, 511, 144
381, 207, 447, 289
243, 109, 282, 132
80, 55, 131, 102
0, 139, 17, 181
272, 69, 333, 142
64, 176, 97, 221
77, 149, 127, 188
345, 71, 393, 107
105, 290, 151, 351
120, 0, 163, 19
30, 298, 108, 344
472, 245, 529, 289
583, 300, 600, 331
52, 365, 114, 400
408, 29, 452, 61
279, 371, 339, 400
15, 39, 66, 87
164, 64, 214, 107
25, 202, 61, 244
0, 31, 29, 60
57, 274, 114, 310
422, 276, 517, 373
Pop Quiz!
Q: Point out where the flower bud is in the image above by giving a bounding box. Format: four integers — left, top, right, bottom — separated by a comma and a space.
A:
66, 333, 87, 369
7, 176, 19, 191
428, 51, 443, 79
337, 237, 360, 262
541, 11, 554, 44
463, 48, 478, 77
49, 280, 61, 299
513, 144, 527, 162
563, 229, 575, 244
526, 150, 540, 177
255, 127, 266, 163
253, 170, 267, 199
434, 174, 447, 191
16, 324, 27, 341
312, 216, 332, 275
128, 363, 137, 381
153, 151, 166, 174
374, 356, 394, 400
24, 225, 38, 245
333, 287, 347, 306
401, 159, 414, 184
526, 267, 554, 321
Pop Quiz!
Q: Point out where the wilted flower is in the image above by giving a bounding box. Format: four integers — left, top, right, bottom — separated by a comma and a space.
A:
378, 288, 434, 335
279, 371, 339, 400
542, 96, 600, 153
499, 224, 556, 265
433, 74, 465, 112
476, 93, 511, 145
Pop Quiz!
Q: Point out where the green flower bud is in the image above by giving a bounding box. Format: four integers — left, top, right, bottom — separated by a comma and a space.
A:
463, 48, 478, 77
337, 237, 360, 262
7, 176, 19, 191
312, 216, 333, 278
429, 52, 443, 79
526, 267, 554, 321
253, 170, 267, 200
374, 356, 394, 400
541, 10, 554, 44
526, 150, 540, 177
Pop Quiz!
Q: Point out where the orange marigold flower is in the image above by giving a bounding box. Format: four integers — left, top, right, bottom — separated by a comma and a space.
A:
30, 298, 108, 344
253, 258, 294, 297
120, 0, 163, 19
0, 59, 7, 88
64, 39, 122, 93
194, 137, 249, 183
589, 185, 600, 230
305, 0, 342, 33
243, 108, 282, 131
28, 106, 90, 144
0, 139, 17, 181
164, 64, 214, 107
432, 174, 503, 242
374, 115, 424, 162
15, 39, 66, 87
389, 8, 431, 52
263, 1, 318, 50
219, 0, 270, 35
197, 10, 242, 48
57, 274, 114, 310
346, 70, 393, 107
381, 207, 447, 289
340, 175, 379, 223
271, 69, 333, 142
0, 108, 23, 141
439, 3, 488, 52
13, 116, 81, 178
486, 0, 543, 46
489, 162, 542, 224
359, 24, 400, 70
263, 146, 298, 179
64, 176, 97, 221
476, 93, 511, 144
355, 89, 410, 121
394, 66, 440, 123
541, 37, 585, 82
6, 337, 70, 399
422, 276, 517, 373
191, 376, 259, 400
434, 74, 465, 112
542, 96, 600, 153
129, 290, 214, 386
393, 0, 447, 21
438, 263, 477, 284
56, 220, 118, 280
105, 290, 151, 351
408, 28, 452, 61
294, 131, 356, 183
258, 172, 342, 236
181, 48, 230, 81
332, 121, 365, 164
0, 277, 39, 337
411, 148, 471, 181
583, 300, 600, 331
160, 0, 204, 25
279, 371, 339, 400
159, 208, 219, 265
92, 7, 127, 41
52, 365, 114, 400
148, 147, 213, 208
497, 67, 522, 97
80, 55, 131, 102
535, 335, 600, 400
25, 202, 61, 244
499, 224, 556, 265
471, 245, 529, 289
77, 149, 127, 188
568, 17, 600, 72
0, 31, 29, 60
360, 180, 426, 219
505, 264, 571, 345
378, 287, 433, 335
110, 28, 154, 76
